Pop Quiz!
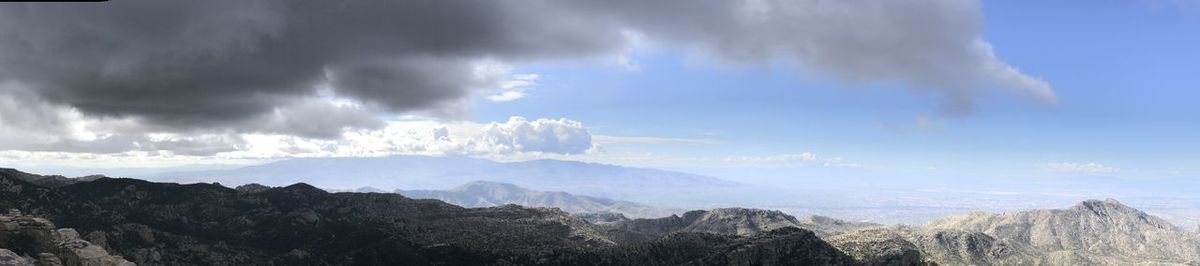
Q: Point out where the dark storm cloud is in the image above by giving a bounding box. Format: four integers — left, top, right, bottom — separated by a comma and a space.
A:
0, 0, 621, 133
0, 0, 1053, 144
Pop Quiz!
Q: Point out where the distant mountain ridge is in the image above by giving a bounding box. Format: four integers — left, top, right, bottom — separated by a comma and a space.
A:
0, 168, 104, 188
153, 156, 739, 202
397, 181, 679, 218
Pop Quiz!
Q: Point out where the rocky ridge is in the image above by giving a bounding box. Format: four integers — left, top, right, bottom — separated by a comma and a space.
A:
614, 207, 878, 237
5, 167, 1198, 265
0, 209, 134, 266
0, 169, 855, 265
830, 198, 1200, 265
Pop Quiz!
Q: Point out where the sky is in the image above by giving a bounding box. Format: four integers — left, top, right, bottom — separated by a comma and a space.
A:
0, 0, 1197, 183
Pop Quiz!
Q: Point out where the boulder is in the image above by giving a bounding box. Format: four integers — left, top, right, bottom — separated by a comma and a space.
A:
0, 249, 32, 266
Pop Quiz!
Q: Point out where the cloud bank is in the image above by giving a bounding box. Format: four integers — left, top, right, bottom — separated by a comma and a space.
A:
0, 0, 1053, 156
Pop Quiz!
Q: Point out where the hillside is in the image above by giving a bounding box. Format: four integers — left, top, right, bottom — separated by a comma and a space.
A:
832, 199, 1200, 265
6, 167, 1200, 265
0, 169, 851, 265
397, 181, 678, 218
614, 207, 878, 237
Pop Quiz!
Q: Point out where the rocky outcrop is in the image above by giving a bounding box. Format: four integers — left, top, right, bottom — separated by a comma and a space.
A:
0, 209, 134, 266
0, 248, 32, 266
827, 227, 927, 266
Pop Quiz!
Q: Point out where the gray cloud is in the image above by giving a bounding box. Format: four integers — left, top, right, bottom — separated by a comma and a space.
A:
0, 0, 1053, 154
0, 0, 619, 133
569, 0, 1055, 111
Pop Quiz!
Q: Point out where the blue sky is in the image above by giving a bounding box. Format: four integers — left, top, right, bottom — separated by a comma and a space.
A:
467, 0, 1200, 181
0, 0, 1196, 184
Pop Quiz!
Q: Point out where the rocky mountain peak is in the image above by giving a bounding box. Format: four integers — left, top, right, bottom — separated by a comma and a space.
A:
618, 207, 804, 236
706, 208, 795, 219
278, 182, 325, 194
1071, 198, 1139, 217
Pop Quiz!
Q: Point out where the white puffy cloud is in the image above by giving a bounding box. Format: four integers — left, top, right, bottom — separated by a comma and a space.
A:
1037, 162, 1119, 174
201, 116, 595, 159
479, 117, 593, 154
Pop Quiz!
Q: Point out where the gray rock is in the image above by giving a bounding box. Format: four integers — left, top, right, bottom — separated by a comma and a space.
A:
0, 249, 32, 266
827, 227, 927, 266
0, 211, 135, 266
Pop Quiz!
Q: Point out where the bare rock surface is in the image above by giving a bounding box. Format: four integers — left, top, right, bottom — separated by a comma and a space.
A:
0, 210, 134, 266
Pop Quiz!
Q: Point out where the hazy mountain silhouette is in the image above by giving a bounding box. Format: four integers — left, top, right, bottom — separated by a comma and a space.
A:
154, 156, 739, 202
398, 181, 679, 218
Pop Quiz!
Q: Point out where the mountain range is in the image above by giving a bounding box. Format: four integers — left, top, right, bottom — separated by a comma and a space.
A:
4, 168, 1200, 265
152, 156, 739, 204
0, 168, 853, 265
831, 199, 1200, 265
397, 181, 680, 219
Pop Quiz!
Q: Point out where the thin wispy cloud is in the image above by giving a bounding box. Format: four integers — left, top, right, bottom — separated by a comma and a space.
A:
1038, 162, 1120, 174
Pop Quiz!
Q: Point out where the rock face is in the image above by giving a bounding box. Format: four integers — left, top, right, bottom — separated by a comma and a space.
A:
0, 248, 32, 266
0, 169, 855, 265
398, 181, 677, 218
0, 209, 134, 266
